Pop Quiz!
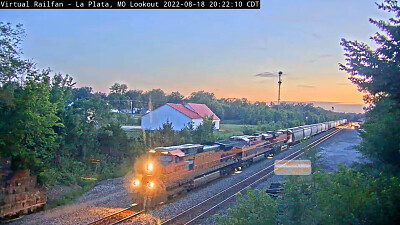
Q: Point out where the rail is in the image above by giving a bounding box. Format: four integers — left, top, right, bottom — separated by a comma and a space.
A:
87, 205, 143, 225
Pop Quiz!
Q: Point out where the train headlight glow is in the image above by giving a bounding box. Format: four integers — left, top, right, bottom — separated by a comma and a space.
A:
133, 179, 140, 187
147, 181, 155, 189
147, 163, 153, 171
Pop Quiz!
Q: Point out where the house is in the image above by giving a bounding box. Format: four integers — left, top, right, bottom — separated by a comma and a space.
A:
141, 103, 220, 131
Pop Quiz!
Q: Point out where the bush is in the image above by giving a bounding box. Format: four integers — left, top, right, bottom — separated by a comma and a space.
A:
214, 188, 277, 225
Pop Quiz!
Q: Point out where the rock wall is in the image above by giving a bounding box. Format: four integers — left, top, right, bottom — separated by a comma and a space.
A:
0, 160, 47, 219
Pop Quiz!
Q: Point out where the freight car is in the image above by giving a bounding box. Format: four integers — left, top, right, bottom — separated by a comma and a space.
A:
128, 119, 347, 208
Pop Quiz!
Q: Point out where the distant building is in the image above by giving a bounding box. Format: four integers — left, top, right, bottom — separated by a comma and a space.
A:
141, 103, 220, 131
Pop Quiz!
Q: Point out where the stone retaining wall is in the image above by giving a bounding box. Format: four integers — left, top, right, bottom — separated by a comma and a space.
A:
0, 161, 47, 219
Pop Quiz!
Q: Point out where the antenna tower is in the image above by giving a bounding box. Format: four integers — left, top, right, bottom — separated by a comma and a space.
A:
278, 71, 283, 104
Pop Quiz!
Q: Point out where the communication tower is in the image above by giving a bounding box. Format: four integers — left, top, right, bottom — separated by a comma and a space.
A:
278, 71, 283, 104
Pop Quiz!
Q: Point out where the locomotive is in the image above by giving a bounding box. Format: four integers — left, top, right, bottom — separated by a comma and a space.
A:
127, 119, 347, 208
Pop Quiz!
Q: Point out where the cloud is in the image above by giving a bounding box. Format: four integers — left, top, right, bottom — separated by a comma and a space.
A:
311, 32, 322, 39
254, 72, 276, 78
319, 54, 333, 58
337, 82, 351, 86
307, 59, 317, 63
307, 54, 334, 63
254, 72, 288, 78
298, 85, 315, 88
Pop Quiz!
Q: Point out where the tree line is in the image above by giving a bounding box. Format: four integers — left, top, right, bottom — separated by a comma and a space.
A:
89, 82, 361, 127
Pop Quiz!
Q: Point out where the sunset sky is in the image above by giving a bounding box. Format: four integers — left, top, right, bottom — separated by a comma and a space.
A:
0, 0, 390, 112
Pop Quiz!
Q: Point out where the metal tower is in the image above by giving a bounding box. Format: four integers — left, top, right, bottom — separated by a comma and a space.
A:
278, 71, 283, 104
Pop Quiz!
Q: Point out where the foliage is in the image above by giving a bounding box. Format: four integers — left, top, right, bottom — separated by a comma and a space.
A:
280, 167, 400, 225
215, 167, 400, 225
357, 98, 400, 166
340, 0, 400, 103
0, 22, 145, 187
1, 72, 61, 173
340, 0, 400, 167
242, 125, 258, 135
214, 188, 277, 225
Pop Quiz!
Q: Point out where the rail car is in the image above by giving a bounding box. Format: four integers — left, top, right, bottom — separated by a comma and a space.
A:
128, 119, 347, 208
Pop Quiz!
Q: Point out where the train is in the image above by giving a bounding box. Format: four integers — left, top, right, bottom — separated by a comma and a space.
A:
127, 119, 347, 208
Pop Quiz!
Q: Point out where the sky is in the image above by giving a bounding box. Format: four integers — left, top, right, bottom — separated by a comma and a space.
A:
0, 0, 391, 113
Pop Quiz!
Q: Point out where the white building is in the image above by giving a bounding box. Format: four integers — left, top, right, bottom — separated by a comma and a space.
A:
141, 103, 220, 131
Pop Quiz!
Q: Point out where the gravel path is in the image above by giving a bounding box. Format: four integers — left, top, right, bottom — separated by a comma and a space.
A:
8, 128, 361, 225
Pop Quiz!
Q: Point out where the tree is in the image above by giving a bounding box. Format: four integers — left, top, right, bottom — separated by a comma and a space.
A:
125, 89, 144, 108
108, 83, 130, 111
193, 117, 215, 143
278, 167, 400, 225
0, 22, 31, 85
109, 83, 128, 94
167, 91, 184, 103
0, 71, 61, 173
340, 0, 400, 166
214, 188, 277, 225
188, 91, 215, 103
72, 86, 93, 100
340, 1, 400, 103
144, 89, 167, 108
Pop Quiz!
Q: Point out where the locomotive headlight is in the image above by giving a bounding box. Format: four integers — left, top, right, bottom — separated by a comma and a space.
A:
147, 163, 153, 171
147, 181, 155, 189
133, 179, 140, 187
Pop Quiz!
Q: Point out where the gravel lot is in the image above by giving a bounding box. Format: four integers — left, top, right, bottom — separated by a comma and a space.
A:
8, 128, 365, 225
315, 128, 368, 171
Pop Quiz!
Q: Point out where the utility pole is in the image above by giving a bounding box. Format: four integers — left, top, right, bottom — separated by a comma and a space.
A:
278, 71, 283, 104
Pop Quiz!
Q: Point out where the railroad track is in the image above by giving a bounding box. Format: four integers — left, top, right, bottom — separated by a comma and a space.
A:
87, 205, 143, 225
161, 128, 343, 225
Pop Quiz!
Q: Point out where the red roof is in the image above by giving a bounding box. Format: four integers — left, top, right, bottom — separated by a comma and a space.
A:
166, 103, 202, 119
186, 103, 220, 120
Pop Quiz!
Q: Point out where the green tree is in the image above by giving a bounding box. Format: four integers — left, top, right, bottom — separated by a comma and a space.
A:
193, 117, 215, 143
144, 88, 167, 108
125, 89, 144, 109
1, 71, 61, 172
109, 83, 128, 94
72, 86, 93, 100
340, 0, 400, 167
0, 22, 30, 85
281, 167, 400, 225
167, 91, 184, 103
214, 188, 277, 225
